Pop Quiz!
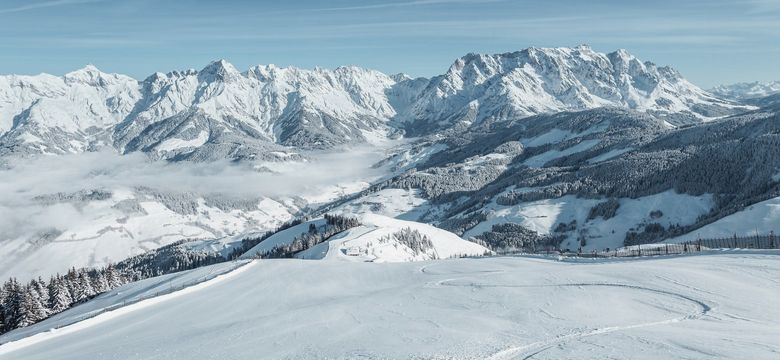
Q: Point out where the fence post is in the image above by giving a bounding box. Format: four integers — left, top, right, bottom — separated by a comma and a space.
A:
638, 244, 641, 257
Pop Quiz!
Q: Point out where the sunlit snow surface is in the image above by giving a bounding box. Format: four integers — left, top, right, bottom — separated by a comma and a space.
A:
1, 252, 778, 359
464, 190, 713, 251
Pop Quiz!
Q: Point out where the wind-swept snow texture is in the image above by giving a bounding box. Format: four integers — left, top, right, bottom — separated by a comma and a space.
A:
0, 253, 777, 359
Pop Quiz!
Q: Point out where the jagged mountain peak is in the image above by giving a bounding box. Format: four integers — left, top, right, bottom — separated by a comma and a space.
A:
63, 64, 135, 87
198, 59, 241, 82
390, 73, 413, 82
66, 64, 102, 75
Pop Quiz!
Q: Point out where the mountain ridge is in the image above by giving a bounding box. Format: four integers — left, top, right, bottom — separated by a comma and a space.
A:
710, 80, 780, 100
0, 46, 748, 161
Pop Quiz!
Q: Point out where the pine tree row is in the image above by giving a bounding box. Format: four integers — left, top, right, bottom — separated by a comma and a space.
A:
0, 265, 125, 334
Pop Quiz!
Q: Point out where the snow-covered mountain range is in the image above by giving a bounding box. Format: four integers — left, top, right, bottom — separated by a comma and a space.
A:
710, 80, 780, 100
0, 46, 745, 161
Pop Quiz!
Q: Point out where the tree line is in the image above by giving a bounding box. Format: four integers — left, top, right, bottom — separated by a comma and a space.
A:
255, 214, 361, 258
1, 265, 125, 334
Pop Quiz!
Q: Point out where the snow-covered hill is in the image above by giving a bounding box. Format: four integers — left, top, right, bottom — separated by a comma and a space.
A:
297, 214, 489, 262
1, 253, 778, 359
0, 46, 746, 160
240, 214, 489, 262
667, 195, 780, 242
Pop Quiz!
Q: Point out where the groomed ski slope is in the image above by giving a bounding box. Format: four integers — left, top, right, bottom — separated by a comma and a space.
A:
0, 260, 249, 345
1, 252, 778, 359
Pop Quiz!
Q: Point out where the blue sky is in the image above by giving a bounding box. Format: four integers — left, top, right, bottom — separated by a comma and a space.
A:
0, 0, 778, 88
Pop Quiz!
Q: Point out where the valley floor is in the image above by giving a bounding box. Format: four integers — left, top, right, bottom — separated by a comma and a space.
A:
1, 253, 779, 359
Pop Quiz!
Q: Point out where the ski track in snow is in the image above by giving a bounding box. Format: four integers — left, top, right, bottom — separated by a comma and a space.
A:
419, 262, 713, 360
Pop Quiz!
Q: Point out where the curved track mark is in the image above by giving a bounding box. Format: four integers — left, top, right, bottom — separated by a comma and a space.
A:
418, 263, 711, 360
439, 282, 713, 360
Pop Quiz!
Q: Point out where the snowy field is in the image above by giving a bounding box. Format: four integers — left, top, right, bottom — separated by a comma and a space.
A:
1, 252, 778, 359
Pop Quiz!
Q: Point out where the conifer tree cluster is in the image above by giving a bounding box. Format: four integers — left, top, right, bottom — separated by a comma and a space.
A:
475, 223, 563, 251
378, 227, 435, 256
1, 265, 125, 334
259, 215, 361, 258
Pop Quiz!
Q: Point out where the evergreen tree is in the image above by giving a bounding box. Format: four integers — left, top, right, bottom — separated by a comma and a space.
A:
2, 279, 23, 330
65, 268, 79, 301
16, 286, 45, 328
47, 275, 73, 314
30, 277, 50, 317
0, 283, 6, 332
91, 270, 110, 294
72, 271, 96, 303
105, 265, 124, 289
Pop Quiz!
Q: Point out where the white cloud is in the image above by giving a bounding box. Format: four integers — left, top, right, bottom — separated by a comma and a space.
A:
0, 149, 385, 241
0, 0, 101, 15
312, 0, 504, 12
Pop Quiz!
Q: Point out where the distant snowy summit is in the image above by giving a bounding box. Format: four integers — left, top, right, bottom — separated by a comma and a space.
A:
709, 80, 780, 100
0, 46, 747, 160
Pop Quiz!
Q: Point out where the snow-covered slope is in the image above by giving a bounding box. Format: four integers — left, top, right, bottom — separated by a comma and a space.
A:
297, 214, 489, 262
463, 191, 713, 251
2, 253, 778, 359
239, 218, 328, 258
710, 80, 780, 100
0, 260, 247, 345
667, 195, 780, 242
